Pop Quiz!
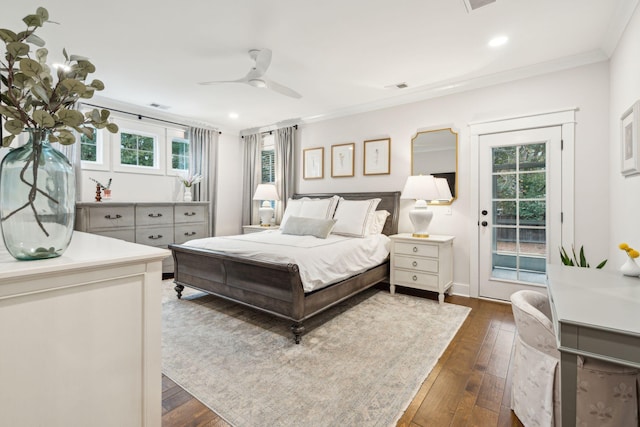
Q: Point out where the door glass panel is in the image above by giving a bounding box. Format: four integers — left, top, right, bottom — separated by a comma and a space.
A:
491, 142, 547, 285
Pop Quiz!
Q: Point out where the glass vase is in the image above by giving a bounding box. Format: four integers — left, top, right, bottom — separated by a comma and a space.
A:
0, 129, 76, 260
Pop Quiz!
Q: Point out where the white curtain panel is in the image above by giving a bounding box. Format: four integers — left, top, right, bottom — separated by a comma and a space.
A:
274, 126, 296, 224
189, 127, 219, 236
241, 133, 262, 226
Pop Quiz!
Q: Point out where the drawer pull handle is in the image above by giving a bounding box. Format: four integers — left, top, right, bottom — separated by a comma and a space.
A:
105, 214, 122, 219
412, 261, 418, 267
412, 246, 418, 253
412, 275, 418, 281
184, 231, 197, 236
184, 212, 197, 216
148, 213, 163, 218
148, 234, 163, 240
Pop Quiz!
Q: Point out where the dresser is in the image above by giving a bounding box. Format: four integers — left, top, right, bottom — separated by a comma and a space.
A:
0, 232, 168, 427
389, 234, 454, 304
75, 202, 209, 274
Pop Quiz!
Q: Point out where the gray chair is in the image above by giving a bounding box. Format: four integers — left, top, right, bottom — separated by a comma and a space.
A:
510, 290, 639, 426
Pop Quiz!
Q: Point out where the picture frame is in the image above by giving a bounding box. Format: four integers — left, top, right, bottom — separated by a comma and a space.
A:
621, 100, 640, 176
331, 143, 355, 177
363, 138, 391, 175
303, 147, 324, 179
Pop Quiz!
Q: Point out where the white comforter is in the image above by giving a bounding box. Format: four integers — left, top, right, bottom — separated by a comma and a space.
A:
183, 230, 391, 292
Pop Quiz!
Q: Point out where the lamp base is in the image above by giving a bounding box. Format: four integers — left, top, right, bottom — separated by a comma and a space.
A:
412, 233, 430, 238
408, 200, 433, 238
258, 205, 274, 227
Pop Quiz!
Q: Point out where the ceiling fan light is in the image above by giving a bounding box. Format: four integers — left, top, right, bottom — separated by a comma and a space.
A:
249, 79, 267, 88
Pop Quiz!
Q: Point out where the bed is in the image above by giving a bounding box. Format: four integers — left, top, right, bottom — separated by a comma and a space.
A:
169, 191, 400, 343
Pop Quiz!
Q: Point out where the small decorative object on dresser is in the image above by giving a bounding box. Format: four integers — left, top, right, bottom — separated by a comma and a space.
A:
619, 242, 640, 277
177, 172, 203, 202
389, 234, 454, 304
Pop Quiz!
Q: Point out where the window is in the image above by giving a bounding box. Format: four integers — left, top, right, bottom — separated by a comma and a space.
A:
80, 128, 98, 162
261, 133, 275, 184
171, 137, 189, 171
120, 131, 156, 167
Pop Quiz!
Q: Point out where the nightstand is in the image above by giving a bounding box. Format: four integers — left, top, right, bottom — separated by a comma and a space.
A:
242, 224, 280, 234
389, 233, 454, 304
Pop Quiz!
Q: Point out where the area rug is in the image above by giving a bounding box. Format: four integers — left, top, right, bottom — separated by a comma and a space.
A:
161, 281, 470, 427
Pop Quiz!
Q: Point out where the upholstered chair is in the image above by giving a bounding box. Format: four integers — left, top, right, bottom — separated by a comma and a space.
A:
510, 290, 639, 427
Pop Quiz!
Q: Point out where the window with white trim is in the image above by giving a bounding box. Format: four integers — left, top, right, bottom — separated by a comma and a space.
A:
261, 133, 275, 184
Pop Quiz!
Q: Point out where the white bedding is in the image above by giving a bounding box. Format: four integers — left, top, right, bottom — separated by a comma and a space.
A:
183, 230, 391, 292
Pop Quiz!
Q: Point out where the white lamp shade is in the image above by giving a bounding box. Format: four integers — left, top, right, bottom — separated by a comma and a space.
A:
401, 175, 441, 201
252, 184, 280, 201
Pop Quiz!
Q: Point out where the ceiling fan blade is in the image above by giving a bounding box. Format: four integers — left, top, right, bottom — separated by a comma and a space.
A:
252, 48, 272, 77
198, 77, 249, 86
264, 78, 302, 99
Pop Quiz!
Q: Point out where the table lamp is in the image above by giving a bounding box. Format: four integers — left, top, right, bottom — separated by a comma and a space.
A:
401, 175, 442, 237
253, 184, 280, 226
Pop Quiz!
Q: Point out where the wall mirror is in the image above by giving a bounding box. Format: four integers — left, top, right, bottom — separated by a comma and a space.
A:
411, 128, 458, 205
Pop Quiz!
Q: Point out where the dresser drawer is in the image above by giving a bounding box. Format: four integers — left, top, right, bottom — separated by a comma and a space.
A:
174, 204, 207, 224
91, 229, 135, 243
393, 255, 439, 273
393, 269, 438, 288
136, 206, 174, 226
135, 226, 174, 246
174, 223, 208, 244
394, 241, 438, 258
88, 206, 134, 229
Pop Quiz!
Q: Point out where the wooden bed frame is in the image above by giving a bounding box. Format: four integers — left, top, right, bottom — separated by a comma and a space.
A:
169, 191, 400, 343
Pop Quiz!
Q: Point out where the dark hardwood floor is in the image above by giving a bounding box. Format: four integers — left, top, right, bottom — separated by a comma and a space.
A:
162, 289, 525, 427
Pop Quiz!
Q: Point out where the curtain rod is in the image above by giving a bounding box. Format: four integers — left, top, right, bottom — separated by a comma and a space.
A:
241, 124, 298, 138
80, 102, 221, 134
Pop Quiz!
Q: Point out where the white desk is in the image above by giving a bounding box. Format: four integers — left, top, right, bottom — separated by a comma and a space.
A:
546, 264, 640, 427
0, 232, 169, 427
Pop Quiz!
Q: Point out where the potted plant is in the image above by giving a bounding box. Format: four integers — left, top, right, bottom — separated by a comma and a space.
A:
0, 7, 118, 260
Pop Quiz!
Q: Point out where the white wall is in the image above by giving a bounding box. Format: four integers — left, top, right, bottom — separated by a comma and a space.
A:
298, 62, 610, 291
609, 4, 640, 267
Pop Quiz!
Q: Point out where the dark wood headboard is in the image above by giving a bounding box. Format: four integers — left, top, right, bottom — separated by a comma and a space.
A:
291, 191, 401, 236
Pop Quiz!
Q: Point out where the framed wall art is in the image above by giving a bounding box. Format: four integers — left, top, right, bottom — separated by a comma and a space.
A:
363, 138, 391, 175
331, 143, 355, 177
303, 147, 324, 179
621, 100, 640, 176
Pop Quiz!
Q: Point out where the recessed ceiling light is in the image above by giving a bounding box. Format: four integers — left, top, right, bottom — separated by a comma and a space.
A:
229, 112, 239, 119
488, 35, 508, 48
52, 63, 71, 71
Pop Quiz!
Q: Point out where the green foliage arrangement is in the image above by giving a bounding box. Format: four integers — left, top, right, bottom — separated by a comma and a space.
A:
559, 245, 607, 269
0, 6, 118, 147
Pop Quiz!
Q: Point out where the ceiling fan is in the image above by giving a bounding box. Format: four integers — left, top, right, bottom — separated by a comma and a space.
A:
199, 48, 302, 99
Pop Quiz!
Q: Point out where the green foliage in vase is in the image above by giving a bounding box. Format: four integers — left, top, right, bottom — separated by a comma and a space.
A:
0, 7, 118, 147
559, 245, 607, 269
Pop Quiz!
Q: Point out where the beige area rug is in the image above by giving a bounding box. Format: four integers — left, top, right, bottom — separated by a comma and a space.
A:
161, 281, 470, 427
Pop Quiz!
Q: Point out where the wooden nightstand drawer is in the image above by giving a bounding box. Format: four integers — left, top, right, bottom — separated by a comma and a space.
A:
394, 255, 439, 273
135, 226, 174, 246
175, 204, 207, 224
136, 206, 174, 226
394, 241, 439, 258
393, 270, 438, 288
88, 206, 134, 229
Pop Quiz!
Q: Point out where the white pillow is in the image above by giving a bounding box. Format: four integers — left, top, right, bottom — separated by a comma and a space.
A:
281, 216, 337, 239
280, 198, 308, 228
369, 210, 390, 235
332, 198, 381, 237
298, 195, 340, 220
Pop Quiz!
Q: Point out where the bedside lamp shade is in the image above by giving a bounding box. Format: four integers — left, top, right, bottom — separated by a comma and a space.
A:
253, 184, 280, 226
401, 175, 442, 237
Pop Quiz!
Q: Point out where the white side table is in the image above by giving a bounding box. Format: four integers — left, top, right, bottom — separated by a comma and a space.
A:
242, 224, 280, 234
389, 233, 454, 304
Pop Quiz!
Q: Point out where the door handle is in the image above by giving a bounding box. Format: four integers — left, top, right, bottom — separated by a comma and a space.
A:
481, 221, 488, 227
481, 210, 488, 216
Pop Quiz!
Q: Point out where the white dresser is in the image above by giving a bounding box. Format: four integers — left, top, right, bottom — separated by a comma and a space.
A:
75, 202, 209, 274
389, 234, 454, 304
0, 232, 169, 427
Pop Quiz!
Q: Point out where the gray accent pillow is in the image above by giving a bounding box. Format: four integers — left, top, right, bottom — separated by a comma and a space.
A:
281, 216, 337, 239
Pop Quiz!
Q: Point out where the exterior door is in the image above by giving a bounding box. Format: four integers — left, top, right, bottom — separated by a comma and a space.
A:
478, 127, 562, 301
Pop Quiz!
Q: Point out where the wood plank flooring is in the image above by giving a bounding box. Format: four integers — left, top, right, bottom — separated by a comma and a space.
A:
162, 288, 525, 427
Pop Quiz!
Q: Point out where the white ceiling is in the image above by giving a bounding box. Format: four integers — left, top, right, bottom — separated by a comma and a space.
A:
2, 0, 638, 133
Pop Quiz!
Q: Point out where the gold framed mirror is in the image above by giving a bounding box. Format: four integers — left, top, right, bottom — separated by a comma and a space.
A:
411, 128, 458, 205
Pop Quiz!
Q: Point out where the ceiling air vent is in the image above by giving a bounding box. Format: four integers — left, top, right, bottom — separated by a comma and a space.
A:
395, 82, 409, 89
463, 0, 496, 13
149, 102, 170, 110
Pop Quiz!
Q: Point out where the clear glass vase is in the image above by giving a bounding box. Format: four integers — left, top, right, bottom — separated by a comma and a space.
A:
0, 129, 76, 260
